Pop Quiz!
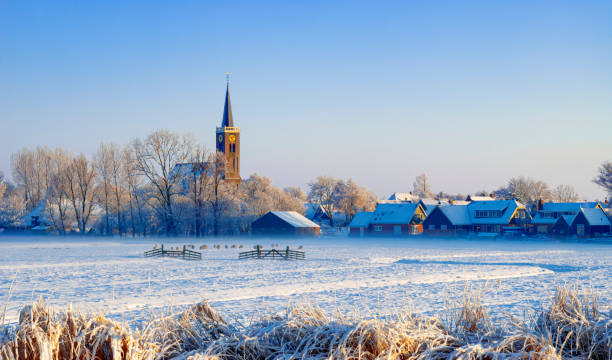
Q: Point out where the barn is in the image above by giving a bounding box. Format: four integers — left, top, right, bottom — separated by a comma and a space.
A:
251, 211, 320, 236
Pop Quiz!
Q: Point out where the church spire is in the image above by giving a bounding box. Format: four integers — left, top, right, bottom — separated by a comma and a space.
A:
222, 73, 233, 127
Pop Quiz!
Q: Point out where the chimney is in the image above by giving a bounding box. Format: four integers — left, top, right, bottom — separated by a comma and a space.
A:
490, 193, 495, 199
537, 198, 544, 211
449, 199, 454, 205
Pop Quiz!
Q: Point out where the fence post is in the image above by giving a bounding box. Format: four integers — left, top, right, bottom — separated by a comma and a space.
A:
257, 245, 261, 258
286, 246, 290, 259
161, 244, 164, 255
183, 245, 186, 259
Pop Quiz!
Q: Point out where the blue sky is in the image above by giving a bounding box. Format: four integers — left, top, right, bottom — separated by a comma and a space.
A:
1, 1, 611, 199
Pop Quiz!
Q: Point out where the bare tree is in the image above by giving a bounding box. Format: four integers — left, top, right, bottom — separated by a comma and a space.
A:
65, 154, 97, 233
502, 177, 552, 205
552, 184, 580, 202
205, 152, 233, 236
131, 129, 194, 235
593, 161, 612, 197
413, 173, 433, 199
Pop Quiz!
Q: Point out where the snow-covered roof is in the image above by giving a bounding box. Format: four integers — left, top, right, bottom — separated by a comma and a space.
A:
370, 203, 421, 224
532, 212, 558, 225
387, 192, 414, 201
579, 208, 611, 227
451, 200, 471, 206
439, 205, 471, 225
468, 200, 524, 225
542, 202, 599, 212
466, 195, 495, 202
349, 212, 373, 228
271, 211, 320, 228
555, 215, 576, 226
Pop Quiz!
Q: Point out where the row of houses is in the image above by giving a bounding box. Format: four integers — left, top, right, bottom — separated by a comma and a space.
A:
349, 194, 611, 238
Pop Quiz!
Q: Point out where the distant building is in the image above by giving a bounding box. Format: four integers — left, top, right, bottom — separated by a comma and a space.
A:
171, 77, 241, 187
251, 211, 320, 236
387, 192, 415, 201
369, 202, 427, 235
465, 194, 495, 202
422, 200, 530, 235
422, 205, 471, 236
216, 77, 241, 184
348, 211, 373, 237
570, 208, 611, 237
532, 202, 604, 234
303, 203, 331, 223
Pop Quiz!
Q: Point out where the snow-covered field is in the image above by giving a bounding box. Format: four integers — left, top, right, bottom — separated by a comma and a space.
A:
0, 235, 610, 326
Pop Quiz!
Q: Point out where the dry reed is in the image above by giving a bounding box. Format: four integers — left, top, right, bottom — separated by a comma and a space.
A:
0, 286, 609, 360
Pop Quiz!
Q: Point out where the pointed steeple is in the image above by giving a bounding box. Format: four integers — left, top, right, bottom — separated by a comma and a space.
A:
221, 74, 233, 127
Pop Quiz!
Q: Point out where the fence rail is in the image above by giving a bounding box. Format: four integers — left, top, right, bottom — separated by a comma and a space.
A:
239, 248, 305, 260
144, 245, 202, 260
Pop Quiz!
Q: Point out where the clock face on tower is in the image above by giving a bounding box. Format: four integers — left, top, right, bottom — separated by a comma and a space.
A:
228, 134, 236, 143
218, 134, 223, 143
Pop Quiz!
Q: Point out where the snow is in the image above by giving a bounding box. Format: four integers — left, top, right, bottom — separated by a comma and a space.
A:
439, 205, 471, 225
543, 202, 600, 211
270, 211, 320, 228
0, 236, 610, 327
580, 208, 612, 227
370, 203, 419, 224
348, 212, 372, 227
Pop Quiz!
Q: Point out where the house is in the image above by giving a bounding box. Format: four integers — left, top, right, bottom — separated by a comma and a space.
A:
303, 203, 331, 223
251, 211, 320, 236
550, 215, 574, 237
369, 202, 427, 235
387, 192, 415, 202
348, 212, 373, 237
532, 202, 604, 234
418, 198, 450, 215
422, 205, 471, 235
465, 195, 495, 202
468, 200, 530, 234
570, 208, 611, 237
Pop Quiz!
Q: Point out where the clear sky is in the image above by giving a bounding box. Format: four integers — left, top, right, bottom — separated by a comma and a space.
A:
1, 1, 611, 199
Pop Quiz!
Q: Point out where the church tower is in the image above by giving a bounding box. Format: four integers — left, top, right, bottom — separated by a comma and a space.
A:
216, 75, 241, 184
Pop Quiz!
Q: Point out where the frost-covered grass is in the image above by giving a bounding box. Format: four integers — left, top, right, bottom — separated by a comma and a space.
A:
1, 285, 610, 359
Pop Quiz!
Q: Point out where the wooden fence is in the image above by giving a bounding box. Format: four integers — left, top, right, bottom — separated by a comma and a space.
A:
144, 245, 202, 261
239, 246, 305, 260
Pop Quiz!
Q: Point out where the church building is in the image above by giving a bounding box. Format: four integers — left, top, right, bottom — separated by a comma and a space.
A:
216, 78, 241, 184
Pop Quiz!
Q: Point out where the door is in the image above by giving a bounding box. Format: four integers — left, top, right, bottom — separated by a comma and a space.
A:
359, 227, 365, 237
577, 224, 585, 236
393, 225, 402, 235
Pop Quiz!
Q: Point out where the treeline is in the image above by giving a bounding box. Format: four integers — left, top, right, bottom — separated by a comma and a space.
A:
0, 130, 378, 236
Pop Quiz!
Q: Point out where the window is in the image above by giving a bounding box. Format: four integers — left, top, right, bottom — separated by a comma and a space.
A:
374, 225, 383, 232
577, 224, 585, 236
441, 225, 447, 230
428, 225, 435, 230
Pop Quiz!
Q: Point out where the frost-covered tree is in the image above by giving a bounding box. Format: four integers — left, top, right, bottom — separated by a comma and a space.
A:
499, 177, 552, 205
65, 154, 97, 234
552, 184, 580, 202
11, 148, 51, 211
593, 161, 612, 197
284, 186, 306, 202
335, 179, 378, 223
46, 149, 73, 234
413, 173, 433, 199
131, 129, 194, 235
307, 176, 342, 223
